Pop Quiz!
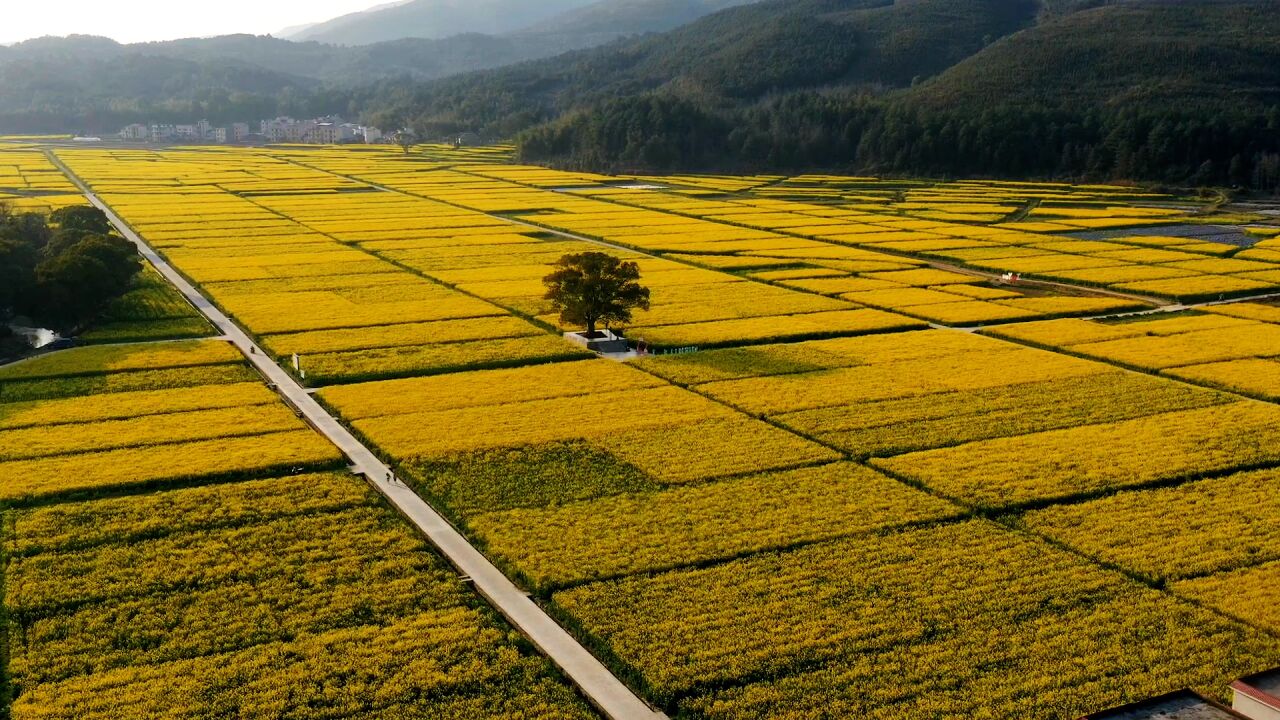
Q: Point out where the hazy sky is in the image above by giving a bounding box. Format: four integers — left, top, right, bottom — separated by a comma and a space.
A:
1, 0, 379, 44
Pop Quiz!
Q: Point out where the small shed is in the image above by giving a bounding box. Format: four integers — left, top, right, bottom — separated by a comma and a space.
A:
1081, 690, 1250, 720
564, 329, 628, 355
1233, 668, 1280, 720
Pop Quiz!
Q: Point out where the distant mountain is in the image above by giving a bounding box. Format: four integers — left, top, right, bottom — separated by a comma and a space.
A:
276, 23, 319, 38
4, 0, 1279, 190
481, 0, 1280, 187
0, 0, 778, 133
390, 0, 1041, 128
0, 36, 320, 133
0, 32, 597, 132
140, 33, 582, 84
515, 0, 765, 43
332, 0, 1276, 187
286, 0, 597, 45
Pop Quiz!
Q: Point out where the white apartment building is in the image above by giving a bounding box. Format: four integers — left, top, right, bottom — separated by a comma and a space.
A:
261, 117, 318, 143
119, 124, 148, 141
309, 122, 358, 144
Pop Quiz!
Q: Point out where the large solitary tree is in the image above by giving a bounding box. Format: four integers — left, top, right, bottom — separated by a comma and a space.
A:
543, 252, 650, 337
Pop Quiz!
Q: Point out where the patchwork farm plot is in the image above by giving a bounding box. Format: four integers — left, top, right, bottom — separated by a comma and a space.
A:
527, 172, 1280, 304
283, 157, 1155, 327
5, 142, 1280, 719
0, 147, 84, 214
987, 307, 1280, 401
0, 338, 594, 719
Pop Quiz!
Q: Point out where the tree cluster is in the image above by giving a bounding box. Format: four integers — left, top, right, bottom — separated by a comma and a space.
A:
0, 205, 141, 334
518, 92, 1280, 192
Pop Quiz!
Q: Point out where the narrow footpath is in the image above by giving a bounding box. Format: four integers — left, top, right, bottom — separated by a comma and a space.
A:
48, 151, 667, 720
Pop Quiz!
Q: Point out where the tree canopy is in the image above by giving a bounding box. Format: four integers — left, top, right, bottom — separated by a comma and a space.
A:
0, 204, 141, 334
393, 129, 419, 154
50, 205, 113, 235
543, 252, 651, 336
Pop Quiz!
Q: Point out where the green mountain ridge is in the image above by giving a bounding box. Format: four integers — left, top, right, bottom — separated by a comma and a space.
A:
912, 0, 1280, 111
2, 0, 1277, 189
400, 0, 1280, 132
0, 0, 777, 133
515, 0, 764, 41
380, 0, 1042, 135
287, 0, 599, 45
403, 0, 1276, 188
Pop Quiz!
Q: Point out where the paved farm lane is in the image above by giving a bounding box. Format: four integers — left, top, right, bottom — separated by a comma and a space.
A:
49, 151, 667, 720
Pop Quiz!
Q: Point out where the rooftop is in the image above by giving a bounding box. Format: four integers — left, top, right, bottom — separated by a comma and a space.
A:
1235, 666, 1280, 703
1083, 690, 1248, 720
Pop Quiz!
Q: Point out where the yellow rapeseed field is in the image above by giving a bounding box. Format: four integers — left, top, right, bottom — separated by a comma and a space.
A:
471, 463, 960, 589
557, 520, 1280, 715
20, 145, 1280, 720
876, 401, 1280, 508
1025, 467, 1280, 581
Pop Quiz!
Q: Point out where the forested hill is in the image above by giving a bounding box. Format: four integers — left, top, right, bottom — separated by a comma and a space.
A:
0, 0, 772, 133
381, 0, 1042, 131
0, 37, 326, 133
912, 0, 1280, 112
4, 0, 1279, 188
439, 0, 1278, 189
286, 0, 766, 46
286, 0, 598, 45
514, 0, 768, 45
0, 29, 636, 133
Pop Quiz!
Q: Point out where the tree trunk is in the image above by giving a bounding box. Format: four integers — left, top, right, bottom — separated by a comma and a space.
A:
587, 318, 597, 336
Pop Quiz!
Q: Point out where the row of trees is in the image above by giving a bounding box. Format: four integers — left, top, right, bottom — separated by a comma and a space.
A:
0, 205, 141, 335
518, 92, 1280, 192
